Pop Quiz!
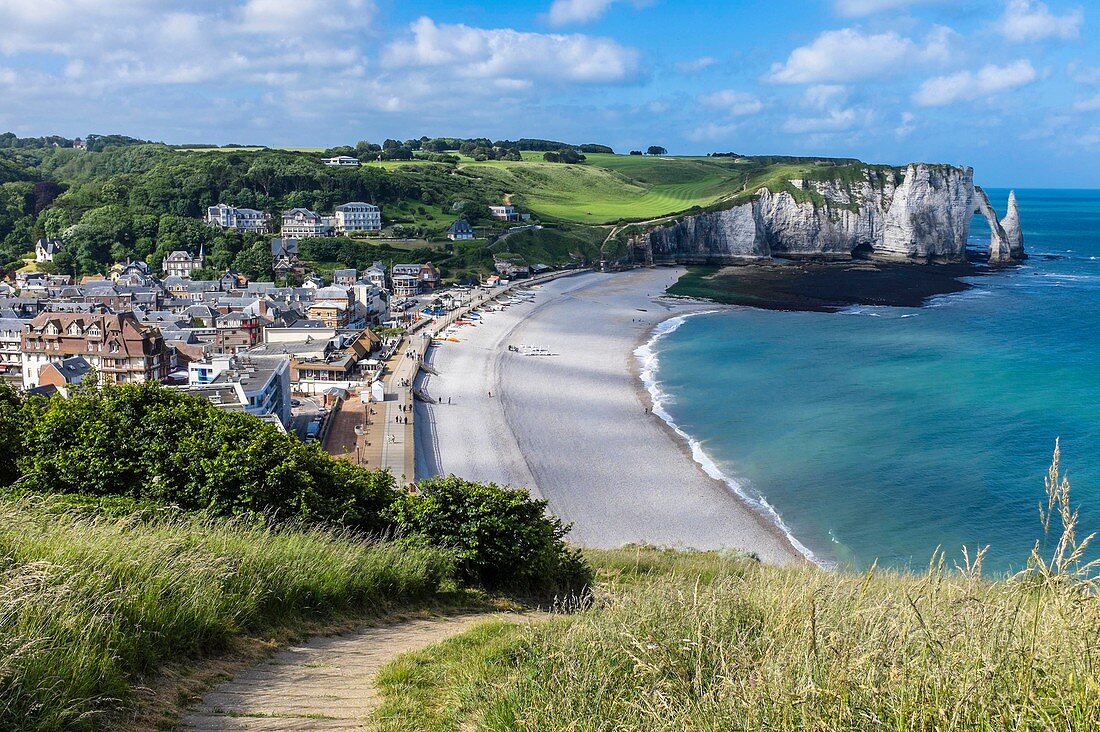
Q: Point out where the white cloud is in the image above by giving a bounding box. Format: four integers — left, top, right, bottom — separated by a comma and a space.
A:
803, 84, 848, 109
545, 0, 651, 26
1073, 94, 1100, 111
783, 107, 868, 134
833, 0, 935, 16
914, 59, 1038, 106
1076, 126, 1100, 148
700, 89, 764, 116
687, 122, 741, 142
382, 17, 641, 84
997, 0, 1083, 43
1068, 61, 1100, 84
676, 56, 717, 74
548, 0, 615, 25
766, 27, 953, 84
922, 25, 957, 64
895, 111, 916, 139
238, 0, 374, 34
0, 0, 375, 89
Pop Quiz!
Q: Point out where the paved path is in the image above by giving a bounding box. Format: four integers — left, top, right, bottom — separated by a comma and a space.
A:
180, 614, 511, 731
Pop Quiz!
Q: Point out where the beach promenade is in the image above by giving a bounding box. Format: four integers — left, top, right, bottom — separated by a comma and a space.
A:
330, 271, 585, 484
416, 268, 801, 565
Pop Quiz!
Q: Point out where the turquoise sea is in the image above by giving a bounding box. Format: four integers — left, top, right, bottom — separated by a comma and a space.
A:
643, 190, 1100, 572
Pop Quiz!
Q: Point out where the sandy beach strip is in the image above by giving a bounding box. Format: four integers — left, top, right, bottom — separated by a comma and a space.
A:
415, 268, 801, 565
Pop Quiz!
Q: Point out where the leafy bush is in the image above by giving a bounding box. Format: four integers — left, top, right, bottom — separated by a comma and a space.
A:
7, 381, 397, 532
0, 382, 592, 597
386, 476, 592, 595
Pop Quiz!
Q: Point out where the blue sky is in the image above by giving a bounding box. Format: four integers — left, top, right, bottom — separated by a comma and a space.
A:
2, 0, 1097, 186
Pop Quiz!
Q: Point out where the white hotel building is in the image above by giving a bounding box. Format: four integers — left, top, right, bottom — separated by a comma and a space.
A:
206, 203, 272, 234
334, 202, 382, 234
281, 208, 329, 238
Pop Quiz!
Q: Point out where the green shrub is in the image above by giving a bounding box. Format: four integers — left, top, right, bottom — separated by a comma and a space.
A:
3, 383, 594, 599
386, 476, 592, 595
8, 381, 397, 532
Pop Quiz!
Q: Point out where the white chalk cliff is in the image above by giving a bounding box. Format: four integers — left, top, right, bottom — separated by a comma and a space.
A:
645, 164, 1024, 265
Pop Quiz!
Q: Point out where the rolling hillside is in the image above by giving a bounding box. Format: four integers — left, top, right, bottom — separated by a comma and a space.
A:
460, 154, 745, 224
0, 135, 897, 281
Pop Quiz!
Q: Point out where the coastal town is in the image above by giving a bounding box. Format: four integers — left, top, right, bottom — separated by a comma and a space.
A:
7, 0, 1100, 726
3, 194, 567, 483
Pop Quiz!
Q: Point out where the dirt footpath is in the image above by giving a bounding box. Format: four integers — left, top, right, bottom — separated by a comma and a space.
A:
179, 614, 507, 731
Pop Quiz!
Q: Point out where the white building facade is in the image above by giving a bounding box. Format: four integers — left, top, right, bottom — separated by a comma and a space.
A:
281, 208, 328, 238
186, 354, 292, 427
322, 156, 361, 167
206, 204, 272, 233
334, 202, 382, 234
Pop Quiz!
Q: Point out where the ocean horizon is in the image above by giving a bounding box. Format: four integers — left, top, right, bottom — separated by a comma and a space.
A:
643, 188, 1100, 573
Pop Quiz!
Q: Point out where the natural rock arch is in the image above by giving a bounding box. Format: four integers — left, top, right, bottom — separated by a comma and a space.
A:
973, 186, 1013, 264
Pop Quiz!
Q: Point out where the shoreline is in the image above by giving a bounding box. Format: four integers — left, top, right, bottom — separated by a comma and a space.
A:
630, 310, 822, 566
416, 268, 802, 566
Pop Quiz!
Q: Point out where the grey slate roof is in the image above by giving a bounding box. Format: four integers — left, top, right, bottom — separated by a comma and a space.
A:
49, 355, 93, 383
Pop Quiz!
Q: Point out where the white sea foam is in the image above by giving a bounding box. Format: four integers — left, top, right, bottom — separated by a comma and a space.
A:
1039, 272, 1096, 282
926, 288, 994, 308
634, 313, 825, 567
837, 306, 885, 317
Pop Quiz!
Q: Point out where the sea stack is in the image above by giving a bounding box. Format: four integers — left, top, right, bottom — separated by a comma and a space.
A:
973, 186, 1014, 265
1000, 190, 1026, 260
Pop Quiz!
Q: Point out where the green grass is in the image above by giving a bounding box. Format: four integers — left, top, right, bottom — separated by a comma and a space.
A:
454, 154, 895, 225
489, 225, 606, 267
368, 546, 1100, 730
369, 619, 531, 732
386, 199, 453, 231
458, 154, 744, 224
362, 159, 448, 170
369, 452, 1100, 731
0, 495, 457, 731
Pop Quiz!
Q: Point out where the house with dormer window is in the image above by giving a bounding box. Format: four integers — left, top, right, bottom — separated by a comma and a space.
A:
21, 312, 168, 388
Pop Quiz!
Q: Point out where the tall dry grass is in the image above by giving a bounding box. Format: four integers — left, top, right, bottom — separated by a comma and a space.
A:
0, 496, 455, 731
470, 444, 1100, 730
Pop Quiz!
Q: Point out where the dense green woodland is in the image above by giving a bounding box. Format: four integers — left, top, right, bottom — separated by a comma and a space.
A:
0, 135, 613, 281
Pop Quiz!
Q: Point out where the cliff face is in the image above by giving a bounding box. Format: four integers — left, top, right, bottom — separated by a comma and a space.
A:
645, 164, 1023, 265
879, 165, 975, 261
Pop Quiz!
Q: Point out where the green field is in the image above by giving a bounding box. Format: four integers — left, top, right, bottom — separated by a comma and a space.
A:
455, 153, 899, 224
175, 148, 868, 226
459, 153, 745, 224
